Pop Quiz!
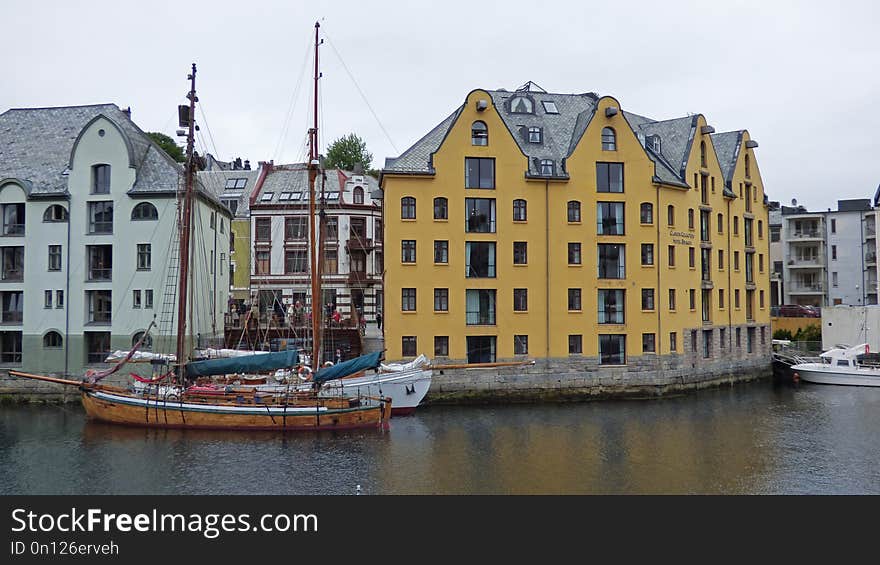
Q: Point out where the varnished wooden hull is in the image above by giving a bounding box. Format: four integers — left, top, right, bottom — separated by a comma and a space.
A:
81, 389, 390, 431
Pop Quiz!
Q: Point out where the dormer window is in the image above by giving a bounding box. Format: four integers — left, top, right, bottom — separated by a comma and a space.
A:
601, 127, 616, 151
353, 186, 364, 204
528, 127, 542, 143
647, 135, 661, 153
540, 160, 554, 176
541, 101, 558, 114
471, 121, 488, 146
509, 96, 534, 114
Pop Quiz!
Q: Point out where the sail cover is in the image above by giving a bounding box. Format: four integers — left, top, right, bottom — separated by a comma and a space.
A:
314, 351, 383, 384
186, 349, 299, 378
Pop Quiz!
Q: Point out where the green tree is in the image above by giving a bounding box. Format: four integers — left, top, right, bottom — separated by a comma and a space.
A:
147, 132, 186, 163
324, 133, 373, 171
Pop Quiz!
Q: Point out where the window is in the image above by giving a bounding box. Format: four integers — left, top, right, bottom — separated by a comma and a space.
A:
255, 218, 271, 242
43, 205, 68, 222
567, 201, 581, 223
285, 217, 308, 240
144, 289, 153, 309
133, 289, 142, 308
598, 244, 625, 278
528, 127, 542, 143
692, 330, 698, 353
689, 289, 696, 310
434, 336, 448, 357
92, 164, 111, 194
513, 242, 528, 265
641, 243, 654, 266
688, 208, 695, 230
597, 202, 624, 235
598, 289, 624, 324
48, 245, 62, 271
209, 212, 216, 230
255, 251, 270, 274
700, 141, 707, 168
88, 202, 115, 234
132, 331, 153, 351
325, 217, 338, 240
832, 245, 837, 260
0, 331, 23, 363
717, 213, 724, 234
831, 219, 836, 234
465, 198, 496, 232
514, 335, 529, 355
568, 335, 583, 354
433, 197, 448, 220
434, 288, 449, 312
700, 210, 710, 242
43, 331, 63, 348
542, 101, 559, 114
833, 272, 838, 287
568, 243, 582, 265
513, 288, 528, 311
44, 290, 53, 308
745, 154, 751, 178
736, 327, 742, 348
689, 247, 695, 269
471, 121, 488, 146
465, 158, 495, 189
398, 336, 417, 357
86, 290, 112, 324
465, 242, 495, 277
284, 250, 308, 274
601, 127, 616, 151
701, 248, 711, 281
702, 290, 711, 322
640, 203, 653, 224
434, 240, 448, 264
374, 219, 382, 243
758, 220, 763, 238
260, 192, 274, 202
770, 226, 780, 242
1, 247, 23, 281
668, 288, 676, 310
1, 292, 23, 323
734, 251, 740, 271
222, 198, 239, 215
596, 163, 624, 193
760, 290, 765, 308
220, 219, 225, 234
670, 332, 677, 352
539, 160, 555, 176
759, 254, 764, 273
466, 289, 496, 325
86, 245, 112, 281
744, 218, 754, 247
401, 288, 416, 311
466, 336, 496, 363
353, 186, 364, 204
643, 333, 656, 353
350, 217, 367, 240
733, 216, 739, 235
703, 329, 712, 358
131, 202, 158, 221
137, 244, 151, 271
668, 245, 675, 267
734, 289, 741, 309
401, 240, 416, 263
324, 250, 338, 274
401, 197, 416, 219
568, 288, 582, 311
718, 249, 724, 270
510, 96, 534, 114
720, 328, 726, 349
3, 204, 24, 235
513, 199, 527, 221
745, 253, 754, 283
667, 205, 675, 226
641, 288, 655, 311
56, 290, 64, 308
599, 334, 626, 365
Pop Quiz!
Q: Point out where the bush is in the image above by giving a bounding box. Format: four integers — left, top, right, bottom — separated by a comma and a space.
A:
793, 324, 821, 342
773, 329, 793, 340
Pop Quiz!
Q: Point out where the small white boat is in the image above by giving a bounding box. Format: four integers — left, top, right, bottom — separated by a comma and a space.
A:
790, 343, 880, 387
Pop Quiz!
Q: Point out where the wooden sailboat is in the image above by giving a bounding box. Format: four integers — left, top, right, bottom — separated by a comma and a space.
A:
12, 28, 391, 430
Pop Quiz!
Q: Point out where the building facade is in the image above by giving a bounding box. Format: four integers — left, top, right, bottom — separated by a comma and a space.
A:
0, 104, 230, 377
247, 164, 383, 324
381, 84, 771, 375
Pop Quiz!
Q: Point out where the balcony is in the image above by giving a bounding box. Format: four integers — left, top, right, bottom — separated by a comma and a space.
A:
347, 271, 376, 285
787, 257, 824, 268
788, 282, 825, 294
866, 253, 877, 266
345, 238, 374, 253
790, 230, 823, 241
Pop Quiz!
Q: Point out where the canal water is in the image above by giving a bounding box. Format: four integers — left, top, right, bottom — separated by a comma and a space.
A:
2, 380, 879, 494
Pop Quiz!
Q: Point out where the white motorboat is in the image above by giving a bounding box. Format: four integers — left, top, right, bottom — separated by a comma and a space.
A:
790, 343, 880, 387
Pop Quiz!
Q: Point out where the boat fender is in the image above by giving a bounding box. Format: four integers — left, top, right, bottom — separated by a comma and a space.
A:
792, 372, 800, 383
297, 366, 314, 381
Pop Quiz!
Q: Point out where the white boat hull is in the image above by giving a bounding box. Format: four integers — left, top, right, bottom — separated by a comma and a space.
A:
791, 364, 880, 387
319, 369, 432, 415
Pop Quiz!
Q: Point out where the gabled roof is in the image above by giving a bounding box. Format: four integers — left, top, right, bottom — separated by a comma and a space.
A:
711, 130, 743, 193
197, 169, 261, 218
252, 164, 379, 206
384, 108, 463, 173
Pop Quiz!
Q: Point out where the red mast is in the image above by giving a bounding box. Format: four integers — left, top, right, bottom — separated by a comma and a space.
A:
176, 64, 197, 381
309, 22, 322, 370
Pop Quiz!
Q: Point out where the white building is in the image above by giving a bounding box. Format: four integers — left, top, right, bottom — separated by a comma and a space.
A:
0, 104, 231, 376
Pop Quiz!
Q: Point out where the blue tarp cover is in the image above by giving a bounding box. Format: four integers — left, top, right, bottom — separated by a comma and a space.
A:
186, 349, 300, 378
314, 351, 382, 383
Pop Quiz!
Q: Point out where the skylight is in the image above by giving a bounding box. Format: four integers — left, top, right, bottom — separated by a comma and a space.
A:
326, 192, 340, 200
541, 101, 559, 114
279, 192, 292, 201
261, 192, 274, 201
225, 178, 248, 190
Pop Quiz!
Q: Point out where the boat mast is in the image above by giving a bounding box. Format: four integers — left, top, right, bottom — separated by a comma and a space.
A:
176, 63, 198, 383
309, 22, 322, 371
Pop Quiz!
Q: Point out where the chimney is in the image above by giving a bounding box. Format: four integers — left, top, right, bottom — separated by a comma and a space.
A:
123, 106, 131, 118
244, 160, 251, 170
353, 163, 365, 175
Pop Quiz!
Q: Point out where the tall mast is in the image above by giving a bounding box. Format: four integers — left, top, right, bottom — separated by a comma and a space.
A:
176, 63, 197, 382
309, 22, 322, 370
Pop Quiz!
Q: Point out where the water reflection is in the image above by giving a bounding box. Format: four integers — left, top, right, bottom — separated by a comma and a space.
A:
2, 381, 879, 494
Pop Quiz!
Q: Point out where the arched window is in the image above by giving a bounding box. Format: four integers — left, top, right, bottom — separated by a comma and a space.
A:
667, 205, 675, 226
700, 141, 707, 168
640, 203, 653, 224
745, 154, 751, 178
433, 197, 448, 220
471, 121, 488, 146
353, 186, 364, 204
133, 331, 153, 351
43, 331, 63, 348
131, 202, 158, 221
601, 127, 616, 151
688, 208, 695, 230
509, 96, 534, 114
43, 205, 68, 222
567, 201, 581, 223
513, 199, 527, 222
401, 197, 416, 219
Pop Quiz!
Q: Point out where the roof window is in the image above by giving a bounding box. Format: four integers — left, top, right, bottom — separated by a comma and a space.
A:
541, 101, 559, 114
225, 178, 248, 190
261, 192, 274, 201
509, 96, 534, 114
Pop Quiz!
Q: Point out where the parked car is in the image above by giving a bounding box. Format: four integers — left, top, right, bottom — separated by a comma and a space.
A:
777, 304, 821, 318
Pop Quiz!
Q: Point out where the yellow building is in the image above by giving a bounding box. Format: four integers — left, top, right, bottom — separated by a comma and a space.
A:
380, 83, 770, 377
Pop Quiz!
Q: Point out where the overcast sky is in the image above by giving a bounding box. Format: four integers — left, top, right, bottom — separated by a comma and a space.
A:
4, 0, 878, 211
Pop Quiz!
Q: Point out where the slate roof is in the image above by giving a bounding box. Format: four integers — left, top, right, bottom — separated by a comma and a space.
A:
253, 164, 380, 206
197, 169, 261, 219
383, 84, 752, 193
710, 131, 743, 190
0, 103, 223, 203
